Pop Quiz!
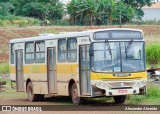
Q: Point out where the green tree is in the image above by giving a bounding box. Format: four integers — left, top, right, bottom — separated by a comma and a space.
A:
10, 0, 63, 20
67, 0, 153, 25
0, 1, 14, 16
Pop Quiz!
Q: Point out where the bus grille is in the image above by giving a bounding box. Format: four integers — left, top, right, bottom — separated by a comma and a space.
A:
107, 82, 135, 89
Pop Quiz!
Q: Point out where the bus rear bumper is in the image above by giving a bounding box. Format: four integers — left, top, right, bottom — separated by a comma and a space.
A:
105, 88, 139, 96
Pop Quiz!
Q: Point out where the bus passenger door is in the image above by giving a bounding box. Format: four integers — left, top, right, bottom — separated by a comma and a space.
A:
47, 48, 57, 93
79, 45, 91, 95
16, 49, 24, 92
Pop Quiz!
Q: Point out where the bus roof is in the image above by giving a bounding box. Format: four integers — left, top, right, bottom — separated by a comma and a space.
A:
9, 28, 143, 44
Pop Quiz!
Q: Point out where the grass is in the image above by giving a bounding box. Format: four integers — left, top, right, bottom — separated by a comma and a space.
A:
126, 83, 160, 105
146, 43, 160, 65
0, 63, 9, 75
0, 77, 160, 105
0, 15, 40, 27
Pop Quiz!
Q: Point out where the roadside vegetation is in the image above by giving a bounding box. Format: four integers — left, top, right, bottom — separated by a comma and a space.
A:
126, 83, 160, 105
0, 63, 9, 75
0, 0, 154, 27
146, 43, 160, 67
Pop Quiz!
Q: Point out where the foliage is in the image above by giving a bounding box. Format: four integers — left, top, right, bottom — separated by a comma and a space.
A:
0, 15, 40, 27
0, 0, 63, 21
67, 0, 153, 25
0, 1, 14, 16
10, 0, 63, 20
146, 43, 160, 64
0, 63, 9, 74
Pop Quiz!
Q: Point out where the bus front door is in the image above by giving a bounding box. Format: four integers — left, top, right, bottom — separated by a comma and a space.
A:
47, 48, 57, 93
79, 45, 91, 96
16, 49, 24, 92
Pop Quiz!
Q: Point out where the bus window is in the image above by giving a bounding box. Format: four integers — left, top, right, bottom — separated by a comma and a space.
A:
11, 44, 14, 64
67, 38, 77, 62
35, 41, 45, 63
25, 42, 34, 64
58, 39, 66, 62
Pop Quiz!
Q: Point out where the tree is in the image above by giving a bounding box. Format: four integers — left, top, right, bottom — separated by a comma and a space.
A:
0, 1, 14, 16
10, 0, 64, 20
67, 0, 153, 25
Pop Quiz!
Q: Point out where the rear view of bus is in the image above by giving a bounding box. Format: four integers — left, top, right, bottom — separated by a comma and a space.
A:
88, 29, 147, 103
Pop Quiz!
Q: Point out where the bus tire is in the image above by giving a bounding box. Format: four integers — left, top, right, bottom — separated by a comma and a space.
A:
27, 82, 39, 102
114, 95, 126, 104
71, 83, 83, 105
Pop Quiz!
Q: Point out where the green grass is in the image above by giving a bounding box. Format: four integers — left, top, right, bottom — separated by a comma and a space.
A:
126, 83, 160, 105
146, 43, 160, 65
0, 15, 40, 27
0, 63, 9, 75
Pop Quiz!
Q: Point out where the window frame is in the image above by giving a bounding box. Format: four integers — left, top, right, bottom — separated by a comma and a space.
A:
25, 42, 35, 64
35, 41, 45, 63
58, 39, 67, 62
67, 38, 77, 62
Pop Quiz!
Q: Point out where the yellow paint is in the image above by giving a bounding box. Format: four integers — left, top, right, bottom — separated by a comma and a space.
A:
23, 65, 47, 73
57, 64, 78, 75
10, 63, 78, 75
90, 72, 147, 80
10, 66, 16, 73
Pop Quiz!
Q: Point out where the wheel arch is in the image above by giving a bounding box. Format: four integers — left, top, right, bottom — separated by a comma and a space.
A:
26, 78, 31, 92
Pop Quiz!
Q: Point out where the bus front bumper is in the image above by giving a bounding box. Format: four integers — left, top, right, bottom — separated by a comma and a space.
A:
105, 88, 139, 96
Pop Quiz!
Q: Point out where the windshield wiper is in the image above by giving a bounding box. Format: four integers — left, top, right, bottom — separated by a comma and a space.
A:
125, 40, 133, 59
125, 40, 133, 54
106, 41, 112, 59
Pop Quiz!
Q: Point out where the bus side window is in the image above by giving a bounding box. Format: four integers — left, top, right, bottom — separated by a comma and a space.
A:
58, 39, 66, 62
67, 38, 77, 62
11, 44, 14, 64
35, 41, 45, 63
25, 42, 34, 64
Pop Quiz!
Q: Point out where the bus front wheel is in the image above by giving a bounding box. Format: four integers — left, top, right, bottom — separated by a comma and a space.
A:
113, 95, 126, 104
71, 83, 83, 105
27, 82, 39, 102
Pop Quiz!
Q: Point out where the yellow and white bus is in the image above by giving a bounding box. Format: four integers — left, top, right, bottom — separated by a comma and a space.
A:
9, 28, 147, 104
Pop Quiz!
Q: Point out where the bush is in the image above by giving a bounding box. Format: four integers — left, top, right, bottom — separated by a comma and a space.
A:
50, 19, 70, 26
146, 43, 160, 64
0, 15, 41, 27
0, 63, 9, 74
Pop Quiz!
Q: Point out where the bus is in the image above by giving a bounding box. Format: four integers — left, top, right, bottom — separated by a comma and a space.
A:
9, 28, 147, 105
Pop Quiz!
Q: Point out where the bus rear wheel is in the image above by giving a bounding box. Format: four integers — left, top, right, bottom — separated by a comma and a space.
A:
27, 82, 39, 102
71, 83, 83, 105
114, 95, 126, 104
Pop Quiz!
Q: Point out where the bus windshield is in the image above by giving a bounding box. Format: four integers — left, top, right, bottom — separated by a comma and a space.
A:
91, 41, 145, 73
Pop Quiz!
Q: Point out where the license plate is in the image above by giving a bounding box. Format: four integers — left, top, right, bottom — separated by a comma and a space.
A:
118, 90, 128, 93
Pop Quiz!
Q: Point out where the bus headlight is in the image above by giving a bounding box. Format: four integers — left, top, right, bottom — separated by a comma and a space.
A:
95, 82, 108, 89
137, 80, 147, 88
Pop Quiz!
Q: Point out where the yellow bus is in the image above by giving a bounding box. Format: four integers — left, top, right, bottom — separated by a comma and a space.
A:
9, 28, 147, 104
